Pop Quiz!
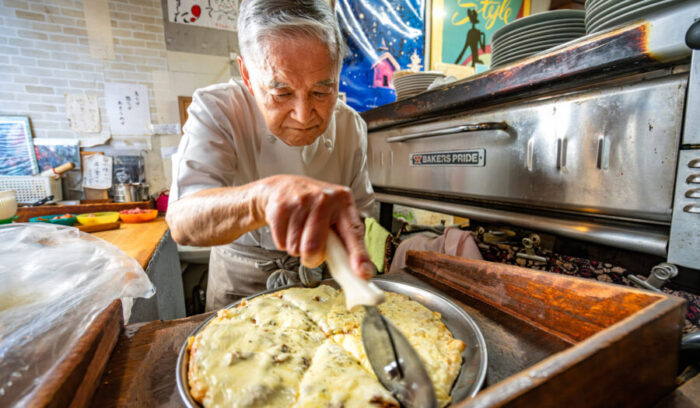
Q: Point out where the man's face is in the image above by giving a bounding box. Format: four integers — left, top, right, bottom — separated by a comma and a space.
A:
239, 36, 338, 146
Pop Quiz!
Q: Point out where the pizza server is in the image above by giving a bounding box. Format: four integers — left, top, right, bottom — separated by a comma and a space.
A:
325, 231, 439, 408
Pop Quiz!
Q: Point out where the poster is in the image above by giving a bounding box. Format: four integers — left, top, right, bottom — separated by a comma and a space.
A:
33, 138, 81, 172
104, 83, 151, 136
168, 0, 239, 31
82, 154, 113, 190
336, 0, 426, 112
431, 0, 530, 77
65, 94, 101, 133
0, 116, 39, 176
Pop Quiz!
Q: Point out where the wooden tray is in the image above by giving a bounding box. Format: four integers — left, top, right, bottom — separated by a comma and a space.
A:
405, 251, 686, 408
29, 300, 123, 408
89, 254, 686, 407
16, 200, 156, 222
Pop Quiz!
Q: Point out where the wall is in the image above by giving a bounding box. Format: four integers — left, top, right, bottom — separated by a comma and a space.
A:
0, 0, 235, 195
531, 0, 553, 14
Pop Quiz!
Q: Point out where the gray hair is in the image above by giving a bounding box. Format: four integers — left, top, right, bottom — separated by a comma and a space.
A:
237, 0, 346, 78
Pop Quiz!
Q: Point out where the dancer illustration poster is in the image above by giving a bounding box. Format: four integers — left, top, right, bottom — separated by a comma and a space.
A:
431, 0, 529, 77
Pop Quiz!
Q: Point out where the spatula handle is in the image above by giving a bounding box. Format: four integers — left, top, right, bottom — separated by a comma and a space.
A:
326, 230, 385, 310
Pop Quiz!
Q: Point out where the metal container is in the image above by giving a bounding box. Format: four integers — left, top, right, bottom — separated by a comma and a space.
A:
175, 278, 488, 407
134, 183, 149, 201
113, 183, 136, 202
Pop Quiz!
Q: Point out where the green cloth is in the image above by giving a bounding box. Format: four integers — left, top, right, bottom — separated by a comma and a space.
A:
364, 217, 391, 273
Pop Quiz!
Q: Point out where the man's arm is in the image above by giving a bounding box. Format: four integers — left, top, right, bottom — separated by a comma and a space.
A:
166, 174, 373, 278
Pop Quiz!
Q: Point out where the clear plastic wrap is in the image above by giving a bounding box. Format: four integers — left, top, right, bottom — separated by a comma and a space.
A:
0, 223, 155, 406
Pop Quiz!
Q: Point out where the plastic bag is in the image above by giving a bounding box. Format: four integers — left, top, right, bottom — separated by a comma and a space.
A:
0, 223, 155, 406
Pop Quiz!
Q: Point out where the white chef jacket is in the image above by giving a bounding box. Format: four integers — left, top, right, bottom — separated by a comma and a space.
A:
169, 79, 375, 251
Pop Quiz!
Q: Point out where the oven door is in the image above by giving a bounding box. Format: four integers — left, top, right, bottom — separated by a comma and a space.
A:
368, 74, 687, 223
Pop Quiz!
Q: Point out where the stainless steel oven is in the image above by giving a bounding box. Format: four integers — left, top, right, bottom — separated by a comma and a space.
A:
364, 1, 700, 273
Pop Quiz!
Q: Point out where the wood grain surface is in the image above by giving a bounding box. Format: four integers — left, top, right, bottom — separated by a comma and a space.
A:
15, 201, 156, 222
76, 222, 121, 233
90, 255, 688, 408
92, 312, 213, 408
92, 217, 169, 269
405, 251, 686, 408
405, 250, 665, 343
28, 300, 123, 408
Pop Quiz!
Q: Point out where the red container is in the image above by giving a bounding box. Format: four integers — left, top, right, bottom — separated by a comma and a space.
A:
156, 191, 169, 213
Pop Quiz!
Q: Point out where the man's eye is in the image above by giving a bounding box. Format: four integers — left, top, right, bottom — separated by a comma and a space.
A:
313, 92, 330, 97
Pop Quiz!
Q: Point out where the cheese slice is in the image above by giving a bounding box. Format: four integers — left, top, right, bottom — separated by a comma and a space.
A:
330, 292, 465, 407
292, 339, 398, 408
277, 285, 342, 333
188, 297, 324, 408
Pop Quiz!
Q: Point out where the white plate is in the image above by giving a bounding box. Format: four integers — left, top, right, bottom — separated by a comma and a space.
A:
492, 34, 584, 60
491, 18, 586, 48
493, 37, 582, 62
492, 25, 585, 51
588, 0, 680, 34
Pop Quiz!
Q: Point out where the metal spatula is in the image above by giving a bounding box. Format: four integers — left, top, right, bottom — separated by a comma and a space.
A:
325, 231, 438, 408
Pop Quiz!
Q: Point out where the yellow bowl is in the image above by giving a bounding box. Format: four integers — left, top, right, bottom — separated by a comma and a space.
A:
77, 212, 120, 226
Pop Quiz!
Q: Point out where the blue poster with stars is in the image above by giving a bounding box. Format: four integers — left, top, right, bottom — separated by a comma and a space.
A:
336, 0, 425, 112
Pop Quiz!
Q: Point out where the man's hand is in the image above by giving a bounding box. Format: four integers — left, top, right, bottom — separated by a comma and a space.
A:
167, 175, 373, 280
260, 175, 373, 280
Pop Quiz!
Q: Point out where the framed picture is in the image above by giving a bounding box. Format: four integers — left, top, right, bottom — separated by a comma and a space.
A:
0, 116, 39, 176
34, 138, 81, 172
336, 0, 427, 112
429, 0, 530, 78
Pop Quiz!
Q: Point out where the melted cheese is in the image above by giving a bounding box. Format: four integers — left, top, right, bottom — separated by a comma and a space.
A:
188, 297, 324, 407
188, 286, 464, 408
292, 340, 398, 408
278, 285, 342, 333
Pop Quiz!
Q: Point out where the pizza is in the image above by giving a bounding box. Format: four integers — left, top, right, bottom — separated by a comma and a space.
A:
187, 285, 465, 408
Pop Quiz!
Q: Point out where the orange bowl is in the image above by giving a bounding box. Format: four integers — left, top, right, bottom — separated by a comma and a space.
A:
119, 209, 158, 223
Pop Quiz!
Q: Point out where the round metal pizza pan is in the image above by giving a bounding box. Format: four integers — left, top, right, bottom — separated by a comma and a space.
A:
176, 278, 488, 407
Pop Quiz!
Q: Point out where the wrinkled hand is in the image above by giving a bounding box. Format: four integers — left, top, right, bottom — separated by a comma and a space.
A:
259, 175, 373, 280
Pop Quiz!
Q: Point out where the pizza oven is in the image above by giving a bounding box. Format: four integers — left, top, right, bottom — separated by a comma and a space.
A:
362, 1, 700, 278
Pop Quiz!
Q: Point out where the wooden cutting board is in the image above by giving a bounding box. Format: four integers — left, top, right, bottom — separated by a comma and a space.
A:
76, 222, 121, 233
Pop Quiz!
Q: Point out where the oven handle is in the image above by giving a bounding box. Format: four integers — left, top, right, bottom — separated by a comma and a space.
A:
386, 122, 508, 143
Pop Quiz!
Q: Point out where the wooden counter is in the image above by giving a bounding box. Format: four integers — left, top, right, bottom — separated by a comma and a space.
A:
93, 217, 169, 269
91, 253, 688, 408
91, 216, 186, 323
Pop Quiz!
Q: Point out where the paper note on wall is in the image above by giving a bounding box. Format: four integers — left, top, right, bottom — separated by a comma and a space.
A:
83, 0, 115, 59
105, 83, 151, 136
167, 0, 239, 31
83, 154, 113, 189
65, 94, 101, 133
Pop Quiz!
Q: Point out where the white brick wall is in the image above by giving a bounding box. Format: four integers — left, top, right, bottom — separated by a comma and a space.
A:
0, 0, 169, 139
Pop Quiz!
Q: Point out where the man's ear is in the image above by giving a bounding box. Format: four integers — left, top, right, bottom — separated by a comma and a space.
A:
238, 55, 255, 95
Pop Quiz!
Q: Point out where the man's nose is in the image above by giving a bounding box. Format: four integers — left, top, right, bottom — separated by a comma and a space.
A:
290, 95, 314, 124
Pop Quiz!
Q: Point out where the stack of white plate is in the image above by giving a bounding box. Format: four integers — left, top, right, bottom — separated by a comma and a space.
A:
585, 0, 683, 35
392, 71, 446, 101
491, 10, 586, 69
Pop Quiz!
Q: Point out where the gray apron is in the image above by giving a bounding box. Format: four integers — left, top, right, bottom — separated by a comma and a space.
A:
206, 243, 327, 311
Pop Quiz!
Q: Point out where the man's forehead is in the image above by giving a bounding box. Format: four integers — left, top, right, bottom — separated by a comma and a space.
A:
267, 79, 336, 89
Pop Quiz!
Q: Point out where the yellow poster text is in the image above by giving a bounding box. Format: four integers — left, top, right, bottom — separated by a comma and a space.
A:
451, 0, 514, 30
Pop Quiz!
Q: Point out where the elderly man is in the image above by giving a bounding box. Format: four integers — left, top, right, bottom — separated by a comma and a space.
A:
166, 0, 375, 311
